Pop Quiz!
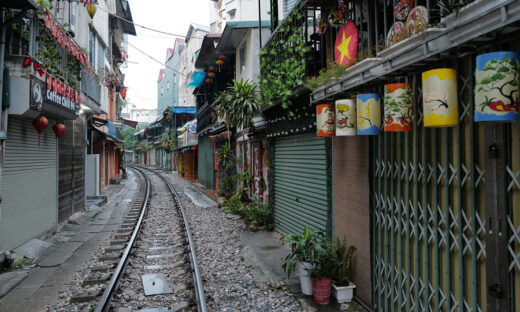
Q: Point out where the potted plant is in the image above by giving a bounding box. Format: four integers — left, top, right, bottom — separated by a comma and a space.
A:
307, 237, 336, 305
281, 227, 325, 295
331, 236, 357, 304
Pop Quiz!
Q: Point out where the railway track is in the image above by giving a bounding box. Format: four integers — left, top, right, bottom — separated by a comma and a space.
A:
67, 166, 207, 311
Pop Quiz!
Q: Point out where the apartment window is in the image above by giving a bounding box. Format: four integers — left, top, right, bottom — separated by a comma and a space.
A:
239, 42, 246, 73
89, 29, 95, 65
167, 82, 170, 90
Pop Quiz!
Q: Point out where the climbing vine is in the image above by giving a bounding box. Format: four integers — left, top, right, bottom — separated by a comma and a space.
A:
259, 9, 310, 112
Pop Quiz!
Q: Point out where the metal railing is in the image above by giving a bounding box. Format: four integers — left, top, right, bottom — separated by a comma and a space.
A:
81, 72, 101, 105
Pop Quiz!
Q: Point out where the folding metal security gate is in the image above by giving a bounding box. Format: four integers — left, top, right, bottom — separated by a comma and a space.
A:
272, 133, 332, 235
371, 55, 520, 311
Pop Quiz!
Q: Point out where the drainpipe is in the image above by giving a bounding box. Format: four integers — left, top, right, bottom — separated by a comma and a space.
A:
258, 0, 262, 49
0, 10, 7, 205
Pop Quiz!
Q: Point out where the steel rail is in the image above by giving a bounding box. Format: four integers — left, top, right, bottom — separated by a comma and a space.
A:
139, 166, 208, 312
95, 166, 151, 312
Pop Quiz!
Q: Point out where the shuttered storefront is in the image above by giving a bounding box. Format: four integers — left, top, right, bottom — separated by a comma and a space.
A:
333, 136, 372, 308
0, 116, 57, 250
272, 133, 332, 234
198, 135, 215, 190
58, 117, 85, 223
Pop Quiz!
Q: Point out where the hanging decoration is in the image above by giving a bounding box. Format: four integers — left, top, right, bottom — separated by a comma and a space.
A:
394, 0, 415, 21
22, 57, 33, 67
208, 72, 216, 78
86, 1, 97, 19
216, 55, 226, 72
406, 6, 429, 36
210, 66, 217, 72
119, 87, 127, 100
334, 20, 358, 66
357, 93, 381, 135
328, 1, 348, 28
475, 51, 520, 122
335, 99, 356, 136
316, 104, 336, 136
53, 123, 66, 149
32, 115, 49, 147
206, 78, 212, 84
386, 22, 408, 48
384, 83, 413, 131
314, 15, 328, 35
422, 68, 459, 127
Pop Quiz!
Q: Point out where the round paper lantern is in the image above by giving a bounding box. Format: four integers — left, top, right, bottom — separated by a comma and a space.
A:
86, 3, 97, 19
334, 20, 358, 66
357, 94, 381, 135
335, 99, 356, 136
206, 78, 212, 84
218, 55, 226, 61
208, 72, 216, 78
210, 66, 217, 72
422, 68, 458, 127
384, 83, 413, 131
316, 104, 335, 137
475, 51, 519, 122
32, 115, 49, 147
406, 6, 429, 36
394, 0, 415, 21
53, 123, 66, 139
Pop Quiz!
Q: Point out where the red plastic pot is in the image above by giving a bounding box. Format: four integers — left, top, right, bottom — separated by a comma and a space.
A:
312, 277, 332, 305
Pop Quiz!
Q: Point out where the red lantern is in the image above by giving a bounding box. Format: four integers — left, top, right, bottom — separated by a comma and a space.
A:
120, 87, 127, 100
53, 123, 66, 149
32, 115, 49, 147
218, 55, 226, 61
210, 66, 217, 72
206, 78, 212, 84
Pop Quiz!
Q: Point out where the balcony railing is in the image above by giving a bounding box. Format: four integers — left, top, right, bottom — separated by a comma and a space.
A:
81, 72, 101, 104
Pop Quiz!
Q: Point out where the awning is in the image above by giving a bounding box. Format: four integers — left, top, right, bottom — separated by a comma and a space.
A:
171, 106, 197, 114
122, 118, 138, 128
187, 72, 207, 88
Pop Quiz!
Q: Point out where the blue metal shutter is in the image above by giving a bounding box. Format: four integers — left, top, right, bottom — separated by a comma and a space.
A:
272, 133, 331, 234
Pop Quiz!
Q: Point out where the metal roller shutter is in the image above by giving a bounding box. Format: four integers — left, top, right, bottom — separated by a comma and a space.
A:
333, 136, 372, 308
272, 133, 332, 235
0, 116, 57, 250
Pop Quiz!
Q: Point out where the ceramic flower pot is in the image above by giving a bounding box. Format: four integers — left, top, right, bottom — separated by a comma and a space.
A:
312, 277, 332, 305
297, 261, 313, 295
332, 282, 356, 303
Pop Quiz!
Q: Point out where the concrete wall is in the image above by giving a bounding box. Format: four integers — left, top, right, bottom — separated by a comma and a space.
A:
178, 28, 208, 107
210, 0, 270, 33
235, 28, 270, 83
158, 45, 183, 114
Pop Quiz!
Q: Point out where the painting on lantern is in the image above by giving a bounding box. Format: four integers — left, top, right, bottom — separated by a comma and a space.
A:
357, 94, 381, 135
316, 104, 336, 136
475, 51, 519, 122
422, 68, 458, 127
384, 83, 413, 131
335, 99, 356, 136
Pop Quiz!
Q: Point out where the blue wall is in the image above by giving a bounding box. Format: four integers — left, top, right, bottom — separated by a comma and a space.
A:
157, 46, 183, 114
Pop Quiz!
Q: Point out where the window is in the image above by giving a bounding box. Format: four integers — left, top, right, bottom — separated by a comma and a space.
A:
240, 42, 246, 73
161, 87, 163, 95
167, 82, 170, 90
89, 29, 95, 66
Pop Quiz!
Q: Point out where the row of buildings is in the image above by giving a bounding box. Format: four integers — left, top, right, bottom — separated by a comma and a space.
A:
133, 0, 520, 311
0, 0, 135, 252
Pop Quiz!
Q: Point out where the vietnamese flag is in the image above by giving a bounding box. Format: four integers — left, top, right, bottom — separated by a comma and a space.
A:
60, 30, 66, 48
52, 20, 57, 37
57, 27, 62, 44
334, 20, 359, 66
76, 91, 81, 104
45, 12, 51, 29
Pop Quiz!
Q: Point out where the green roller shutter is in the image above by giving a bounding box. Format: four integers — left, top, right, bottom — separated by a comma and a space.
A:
0, 116, 57, 250
198, 135, 215, 190
272, 133, 331, 235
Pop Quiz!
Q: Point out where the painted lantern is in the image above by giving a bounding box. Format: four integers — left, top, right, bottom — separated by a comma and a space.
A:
422, 68, 459, 127
316, 104, 336, 137
357, 94, 381, 135
387, 22, 408, 48
335, 99, 356, 136
334, 20, 358, 67
475, 51, 520, 122
406, 6, 429, 36
394, 0, 415, 21
384, 83, 413, 131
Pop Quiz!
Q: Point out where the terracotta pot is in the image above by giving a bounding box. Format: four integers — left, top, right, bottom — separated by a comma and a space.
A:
312, 277, 332, 305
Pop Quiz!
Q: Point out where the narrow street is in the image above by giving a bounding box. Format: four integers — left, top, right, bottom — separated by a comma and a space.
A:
1, 0, 520, 311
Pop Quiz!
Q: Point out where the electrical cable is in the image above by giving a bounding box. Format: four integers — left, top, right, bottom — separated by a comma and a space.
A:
94, 4, 207, 39
128, 42, 188, 77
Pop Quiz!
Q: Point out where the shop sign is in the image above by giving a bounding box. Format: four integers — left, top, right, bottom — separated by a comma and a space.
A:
30, 76, 76, 113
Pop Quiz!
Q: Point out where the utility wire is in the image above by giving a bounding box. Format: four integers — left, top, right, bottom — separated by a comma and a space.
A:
95, 4, 207, 39
128, 42, 188, 76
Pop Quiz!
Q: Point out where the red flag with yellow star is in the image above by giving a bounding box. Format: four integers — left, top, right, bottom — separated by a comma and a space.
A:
334, 20, 359, 66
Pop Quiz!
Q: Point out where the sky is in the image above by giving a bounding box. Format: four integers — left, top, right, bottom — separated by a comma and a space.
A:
122, 0, 210, 110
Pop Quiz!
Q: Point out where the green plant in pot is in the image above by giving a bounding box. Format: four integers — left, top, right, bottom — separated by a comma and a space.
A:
331, 236, 357, 304
307, 237, 336, 305
281, 227, 325, 295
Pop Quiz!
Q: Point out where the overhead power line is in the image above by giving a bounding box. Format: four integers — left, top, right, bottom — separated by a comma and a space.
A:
95, 5, 206, 39
128, 42, 188, 77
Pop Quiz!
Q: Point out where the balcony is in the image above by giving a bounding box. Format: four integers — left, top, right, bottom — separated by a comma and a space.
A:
81, 72, 101, 105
